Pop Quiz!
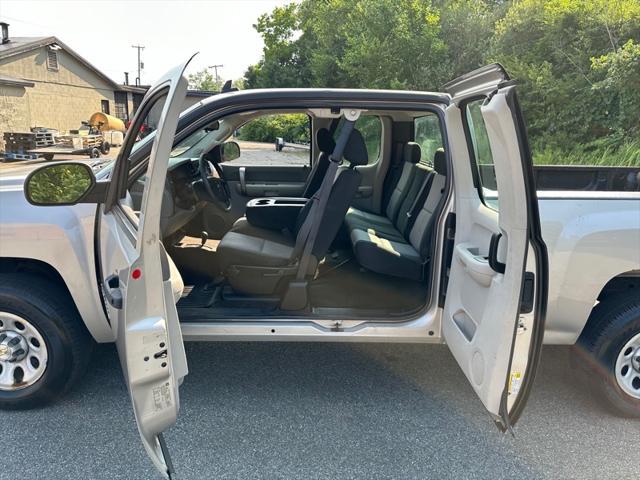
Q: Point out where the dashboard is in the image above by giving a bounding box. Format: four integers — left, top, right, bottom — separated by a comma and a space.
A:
129, 158, 205, 239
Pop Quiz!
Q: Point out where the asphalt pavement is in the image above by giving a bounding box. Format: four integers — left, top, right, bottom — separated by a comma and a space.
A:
2, 342, 638, 479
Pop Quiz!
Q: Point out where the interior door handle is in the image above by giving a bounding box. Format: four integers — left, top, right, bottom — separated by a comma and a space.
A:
488, 233, 506, 274
239, 167, 247, 195
103, 273, 123, 309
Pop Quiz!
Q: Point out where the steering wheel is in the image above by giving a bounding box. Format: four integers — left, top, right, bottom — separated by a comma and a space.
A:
198, 156, 232, 211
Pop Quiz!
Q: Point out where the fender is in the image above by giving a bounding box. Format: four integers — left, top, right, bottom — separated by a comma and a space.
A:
539, 192, 640, 344
0, 181, 114, 342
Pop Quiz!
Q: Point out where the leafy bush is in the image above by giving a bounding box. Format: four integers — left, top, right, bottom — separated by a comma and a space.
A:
238, 114, 310, 144
245, 0, 640, 167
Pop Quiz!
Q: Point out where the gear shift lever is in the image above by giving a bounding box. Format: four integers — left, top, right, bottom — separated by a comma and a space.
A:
200, 230, 209, 247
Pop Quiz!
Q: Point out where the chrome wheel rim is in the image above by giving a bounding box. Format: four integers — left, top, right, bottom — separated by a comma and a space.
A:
0, 312, 48, 391
615, 331, 640, 400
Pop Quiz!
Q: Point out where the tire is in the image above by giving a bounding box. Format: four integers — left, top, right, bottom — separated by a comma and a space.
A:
100, 141, 111, 155
0, 274, 93, 409
89, 147, 100, 159
576, 291, 640, 417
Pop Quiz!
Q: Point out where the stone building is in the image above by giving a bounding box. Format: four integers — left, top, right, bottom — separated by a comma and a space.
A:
0, 23, 123, 149
0, 23, 215, 152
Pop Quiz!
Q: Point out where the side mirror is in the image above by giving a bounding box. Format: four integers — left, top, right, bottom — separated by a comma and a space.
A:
220, 141, 240, 162
24, 162, 96, 206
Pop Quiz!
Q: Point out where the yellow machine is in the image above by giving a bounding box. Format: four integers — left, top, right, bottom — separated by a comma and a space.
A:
88, 112, 126, 133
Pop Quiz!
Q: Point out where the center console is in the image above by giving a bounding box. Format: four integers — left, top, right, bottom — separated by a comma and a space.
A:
244, 197, 307, 231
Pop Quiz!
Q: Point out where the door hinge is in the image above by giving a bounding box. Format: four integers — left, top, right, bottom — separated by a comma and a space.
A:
516, 317, 527, 335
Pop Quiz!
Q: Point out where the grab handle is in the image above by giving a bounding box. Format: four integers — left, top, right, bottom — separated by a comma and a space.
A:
488, 233, 506, 274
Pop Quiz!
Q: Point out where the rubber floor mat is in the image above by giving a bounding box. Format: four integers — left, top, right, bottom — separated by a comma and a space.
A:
178, 283, 220, 308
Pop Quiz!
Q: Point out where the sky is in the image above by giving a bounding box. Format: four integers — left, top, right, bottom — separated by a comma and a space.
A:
0, 0, 291, 85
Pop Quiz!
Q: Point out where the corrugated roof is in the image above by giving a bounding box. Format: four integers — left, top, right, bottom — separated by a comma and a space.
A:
0, 36, 119, 89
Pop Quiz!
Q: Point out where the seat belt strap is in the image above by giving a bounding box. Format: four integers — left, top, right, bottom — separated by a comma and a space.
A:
293, 119, 356, 280
382, 142, 404, 211
404, 172, 434, 234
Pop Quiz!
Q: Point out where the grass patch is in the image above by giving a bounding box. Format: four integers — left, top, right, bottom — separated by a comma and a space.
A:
532, 139, 640, 167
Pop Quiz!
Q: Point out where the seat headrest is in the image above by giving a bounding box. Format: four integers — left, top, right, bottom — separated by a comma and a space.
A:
404, 142, 421, 164
433, 149, 447, 175
316, 128, 335, 154
343, 129, 368, 166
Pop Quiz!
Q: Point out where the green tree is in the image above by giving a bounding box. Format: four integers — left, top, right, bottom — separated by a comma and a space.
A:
188, 68, 223, 91
439, 0, 506, 78
243, 3, 313, 89
491, 0, 640, 148
591, 39, 640, 138
244, 0, 640, 166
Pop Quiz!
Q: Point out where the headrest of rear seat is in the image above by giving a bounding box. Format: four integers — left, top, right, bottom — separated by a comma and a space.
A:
434, 149, 447, 175
404, 142, 421, 164
343, 129, 368, 166
317, 128, 335, 154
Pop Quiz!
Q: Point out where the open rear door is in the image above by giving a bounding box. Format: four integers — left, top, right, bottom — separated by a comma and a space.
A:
96, 57, 194, 478
442, 64, 548, 431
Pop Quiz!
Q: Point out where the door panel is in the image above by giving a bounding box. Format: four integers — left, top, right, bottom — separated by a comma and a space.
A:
442, 65, 547, 430
97, 57, 192, 478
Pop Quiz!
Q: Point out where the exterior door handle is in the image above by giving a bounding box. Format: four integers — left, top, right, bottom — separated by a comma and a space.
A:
103, 273, 123, 309
488, 233, 506, 274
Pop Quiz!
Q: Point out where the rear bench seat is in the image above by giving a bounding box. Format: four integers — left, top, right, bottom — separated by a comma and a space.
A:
347, 148, 447, 281
345, 142, 422, 236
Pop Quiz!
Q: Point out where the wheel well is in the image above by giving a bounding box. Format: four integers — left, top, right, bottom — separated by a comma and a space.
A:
579, 271, 640, 344
597, 272, 640, 302
0, 258, 75, 306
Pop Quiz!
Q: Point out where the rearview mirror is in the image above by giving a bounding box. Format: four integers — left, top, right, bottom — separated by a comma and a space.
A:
220, 141, 240, 162
25, 162, 96, 206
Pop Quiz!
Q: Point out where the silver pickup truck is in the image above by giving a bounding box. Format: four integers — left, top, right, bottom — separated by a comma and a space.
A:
0, 61, 639, 479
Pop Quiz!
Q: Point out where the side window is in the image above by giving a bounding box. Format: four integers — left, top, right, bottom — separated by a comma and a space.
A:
414, 114, 443, 167
232, 113, 311, 166
465, 99, 498, 210
122, 93, 169, 214
334, 115, 382, 165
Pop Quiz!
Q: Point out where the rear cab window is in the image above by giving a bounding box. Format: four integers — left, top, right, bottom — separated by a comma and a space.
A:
334, 115, 382, 165
414, 114, 444, 167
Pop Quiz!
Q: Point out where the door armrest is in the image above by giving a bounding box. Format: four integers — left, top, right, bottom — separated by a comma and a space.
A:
454, 243, 496, 287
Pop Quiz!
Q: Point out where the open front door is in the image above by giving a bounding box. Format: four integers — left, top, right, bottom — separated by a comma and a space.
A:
442, 64, 548, 431
96, 57, 194, 478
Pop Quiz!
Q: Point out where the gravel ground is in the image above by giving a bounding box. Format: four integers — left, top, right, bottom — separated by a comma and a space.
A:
1, 342, 638, 480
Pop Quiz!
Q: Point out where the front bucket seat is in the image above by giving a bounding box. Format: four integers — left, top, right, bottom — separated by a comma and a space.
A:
217, 128, 369, 296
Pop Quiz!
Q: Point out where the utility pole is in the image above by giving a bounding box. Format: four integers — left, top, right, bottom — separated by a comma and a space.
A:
131, 44, 145, 85
208, 64, 223, 85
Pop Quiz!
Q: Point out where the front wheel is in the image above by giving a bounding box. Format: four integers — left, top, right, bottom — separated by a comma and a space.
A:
0, 274, 93, 409
577, 291, 640, 417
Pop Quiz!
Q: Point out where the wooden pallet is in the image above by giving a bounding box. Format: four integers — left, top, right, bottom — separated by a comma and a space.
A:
59, 134, 102, 150
3, 152, 39, 161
